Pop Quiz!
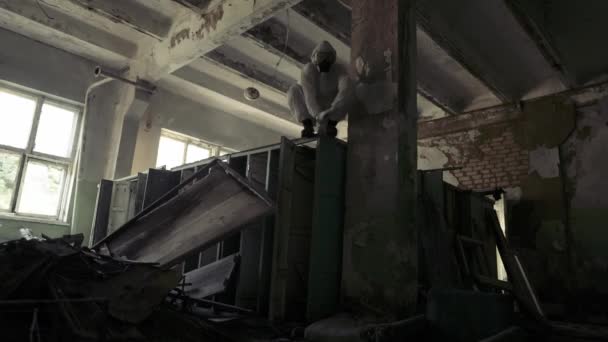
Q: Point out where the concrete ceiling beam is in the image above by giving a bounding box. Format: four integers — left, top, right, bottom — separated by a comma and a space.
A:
0, 0, 135, 69
415, 12, 512, 104
206, 49, 291, 93
503, 0, 575, 88
415, 0, 566, 102
416, 28, 503, 113
175, 58, 292, 121
416, 84, 457, 116
135, 0, 303, 80
245, 18, 309, 65
158, 73, 301, 136
60, 0, 173, 40
284, 2, 455, 116
291, 0, 350, 46
209, 33, 302, 92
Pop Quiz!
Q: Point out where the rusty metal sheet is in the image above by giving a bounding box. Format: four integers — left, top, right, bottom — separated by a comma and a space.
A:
96, 160, 274, 267
183, 253, 240, 299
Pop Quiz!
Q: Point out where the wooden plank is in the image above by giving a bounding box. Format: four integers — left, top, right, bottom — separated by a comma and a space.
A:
90, 179, 113, 246
488, 209, 545, 319
307, 137, 347, 322
98, 161, 274, 267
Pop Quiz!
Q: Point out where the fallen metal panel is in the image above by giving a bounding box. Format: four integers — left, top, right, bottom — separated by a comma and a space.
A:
97, 160, 274, 267
183, 253, 240, 299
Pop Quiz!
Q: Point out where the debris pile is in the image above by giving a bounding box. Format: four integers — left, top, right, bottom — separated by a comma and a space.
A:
0, 161, 280, 341
0, 234, 179, 341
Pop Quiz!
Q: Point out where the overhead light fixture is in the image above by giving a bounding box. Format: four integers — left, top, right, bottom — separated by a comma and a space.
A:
244, 87, 260, 101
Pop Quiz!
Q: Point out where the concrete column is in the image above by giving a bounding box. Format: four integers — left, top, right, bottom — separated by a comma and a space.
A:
342, 0, 418, 317
131, 101, 162, 174
72, 81, 135, 243
115, 89, 152, 178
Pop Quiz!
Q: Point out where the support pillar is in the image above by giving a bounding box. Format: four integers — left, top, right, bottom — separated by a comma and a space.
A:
342, 0, 418, 317
72, 81, 135, 244
131, 100, 161, 174
115, 89, 151, 178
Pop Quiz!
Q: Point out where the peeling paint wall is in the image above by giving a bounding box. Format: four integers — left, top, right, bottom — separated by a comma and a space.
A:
560, 96, 608, 317
505, 97, 582, 318
418, 122, 527, 191
0, 27, 95, 102
0, 28, 94, 241
423, 93, 608, 318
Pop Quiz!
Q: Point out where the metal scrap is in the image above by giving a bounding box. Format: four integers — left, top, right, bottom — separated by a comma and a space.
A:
95, 160, 274, 267
0, 234, 179, 340
182, 253, 240, 300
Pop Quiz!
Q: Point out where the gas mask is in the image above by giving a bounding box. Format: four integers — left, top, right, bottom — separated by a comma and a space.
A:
313, 50, 336, 73
317, 59, 334, 73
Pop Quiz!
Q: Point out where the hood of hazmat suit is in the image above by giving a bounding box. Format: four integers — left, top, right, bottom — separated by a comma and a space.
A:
311, 41, 337, 66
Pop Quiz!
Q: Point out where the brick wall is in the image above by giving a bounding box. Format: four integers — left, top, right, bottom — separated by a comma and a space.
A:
450, 127, 528, 190
419, 121, 529, 191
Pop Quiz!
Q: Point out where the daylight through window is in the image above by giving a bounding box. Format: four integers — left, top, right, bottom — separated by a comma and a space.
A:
156, 129, 232, 169
0, 85, 80, 221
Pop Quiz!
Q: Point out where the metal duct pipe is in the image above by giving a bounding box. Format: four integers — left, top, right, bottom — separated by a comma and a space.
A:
94, 66, 155, 94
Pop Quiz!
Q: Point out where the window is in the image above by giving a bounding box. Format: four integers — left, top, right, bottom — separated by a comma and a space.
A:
0, 85, 80, 221
156, 129, 232, 169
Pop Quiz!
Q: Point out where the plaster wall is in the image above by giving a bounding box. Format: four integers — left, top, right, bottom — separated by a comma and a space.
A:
131, 89, 289, 173
561, 96, 608, 316
420, 94, 608, 318
0, 28, 95, 241
0, 28, 95, 102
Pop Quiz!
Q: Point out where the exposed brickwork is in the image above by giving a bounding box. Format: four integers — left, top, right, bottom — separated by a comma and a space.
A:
420, 122, 529, 191
452, 128, 528, 190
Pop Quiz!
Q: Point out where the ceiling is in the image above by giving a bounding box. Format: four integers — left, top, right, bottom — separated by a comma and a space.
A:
1, 0, 607, 136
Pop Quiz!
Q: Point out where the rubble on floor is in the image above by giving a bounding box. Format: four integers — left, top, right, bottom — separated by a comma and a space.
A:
0, 161, 286, 341
0, 234, 299, 342
0, 234, 179, 340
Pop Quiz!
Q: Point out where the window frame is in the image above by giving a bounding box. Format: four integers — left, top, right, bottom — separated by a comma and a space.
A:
157, 129, 233, 168
0, 82, 82, 223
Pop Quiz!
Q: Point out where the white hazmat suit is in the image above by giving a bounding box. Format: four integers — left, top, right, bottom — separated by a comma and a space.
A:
287, 41, 354, 137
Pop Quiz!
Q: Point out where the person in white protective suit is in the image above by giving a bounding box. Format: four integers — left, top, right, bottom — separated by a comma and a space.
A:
287, 41, 354, 138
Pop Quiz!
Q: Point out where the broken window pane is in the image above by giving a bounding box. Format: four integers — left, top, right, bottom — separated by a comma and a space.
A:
17, 160, 66, 217
34, 103, 78, 158
0, 90, 37, 149
156, 136, 185, 169
0, 151, 21, 210
186, 144, 211, 163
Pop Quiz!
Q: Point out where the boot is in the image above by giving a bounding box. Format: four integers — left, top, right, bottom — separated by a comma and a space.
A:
301, 119, 316, 138
323, 120, 338, 138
